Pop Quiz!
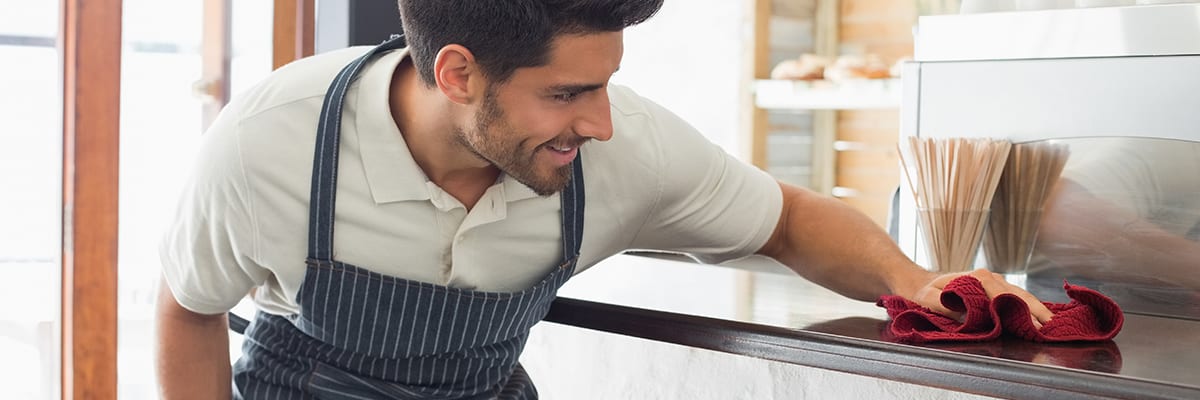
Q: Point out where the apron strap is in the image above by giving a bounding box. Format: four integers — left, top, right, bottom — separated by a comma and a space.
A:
308, 35, 407, 262
561, 157, 585, 261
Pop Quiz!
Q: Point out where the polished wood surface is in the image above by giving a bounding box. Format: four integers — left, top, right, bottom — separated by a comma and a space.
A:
201, 0, 231, 130
742, 0, 769, 168
272, 0, 314, 70
61, 0, 122, 398
547, 254, 1200, 400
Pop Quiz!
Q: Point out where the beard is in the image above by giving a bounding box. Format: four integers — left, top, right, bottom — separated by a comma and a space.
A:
453, 87, 581, 196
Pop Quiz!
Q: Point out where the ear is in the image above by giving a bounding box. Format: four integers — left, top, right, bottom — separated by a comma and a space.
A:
433, 44, 483, 105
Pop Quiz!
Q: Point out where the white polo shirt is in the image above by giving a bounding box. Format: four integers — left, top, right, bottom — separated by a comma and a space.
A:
160, 46, 783, 316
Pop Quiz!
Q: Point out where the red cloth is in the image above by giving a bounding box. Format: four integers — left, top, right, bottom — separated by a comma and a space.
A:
876, 276, 1124, 343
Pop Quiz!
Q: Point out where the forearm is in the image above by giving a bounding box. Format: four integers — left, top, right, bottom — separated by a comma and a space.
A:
759, 184, 934, 302
155, 277, 232, 399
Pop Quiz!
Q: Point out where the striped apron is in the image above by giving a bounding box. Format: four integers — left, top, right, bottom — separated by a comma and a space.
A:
232, 35, 585, 399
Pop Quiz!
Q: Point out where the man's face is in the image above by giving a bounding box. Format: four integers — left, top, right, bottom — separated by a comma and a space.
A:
454, 31, 622, 196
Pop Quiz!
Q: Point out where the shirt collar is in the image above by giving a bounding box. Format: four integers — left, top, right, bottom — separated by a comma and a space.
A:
354, 48, 431, 203
353, 47, 553, 205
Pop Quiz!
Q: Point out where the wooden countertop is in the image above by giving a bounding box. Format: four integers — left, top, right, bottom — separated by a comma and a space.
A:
544, 254, 1200, 400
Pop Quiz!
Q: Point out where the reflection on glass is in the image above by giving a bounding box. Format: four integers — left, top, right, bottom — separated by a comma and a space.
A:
1029, 137, 1200, 320
983, 141, 1071, 288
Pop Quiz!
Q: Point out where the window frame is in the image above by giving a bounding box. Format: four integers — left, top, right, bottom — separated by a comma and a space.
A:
57, 0, 311, 397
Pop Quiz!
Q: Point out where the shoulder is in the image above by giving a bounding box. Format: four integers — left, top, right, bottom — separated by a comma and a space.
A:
608, 84, 653, 119
212, 46, 384, 172
595, 84, 731, 173
583, 85, 667, 178
190, 47, 382, 234
233, 46, 376, 120
596, 84, 697, 159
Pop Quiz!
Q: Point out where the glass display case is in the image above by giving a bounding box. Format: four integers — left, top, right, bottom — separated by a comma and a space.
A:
898, 3, 1200, 320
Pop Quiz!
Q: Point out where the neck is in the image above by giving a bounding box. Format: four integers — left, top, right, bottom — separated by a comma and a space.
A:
390, 59, 499, 209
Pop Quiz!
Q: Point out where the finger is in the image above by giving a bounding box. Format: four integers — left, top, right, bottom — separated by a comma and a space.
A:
1002, 284, 1054, 328
912, 284, 965, 322
1026, 297, 1054, 328
970, 271, 1053, 329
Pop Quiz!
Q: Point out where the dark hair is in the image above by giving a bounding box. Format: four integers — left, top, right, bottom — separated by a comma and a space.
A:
397, 0, 664, 87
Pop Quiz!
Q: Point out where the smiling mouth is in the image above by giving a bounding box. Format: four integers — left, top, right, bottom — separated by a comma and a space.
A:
543, 137, 589, 153
540, 140, 586, 166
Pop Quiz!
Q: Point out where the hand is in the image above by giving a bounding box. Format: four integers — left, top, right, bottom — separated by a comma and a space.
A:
910, 269, 1054, 329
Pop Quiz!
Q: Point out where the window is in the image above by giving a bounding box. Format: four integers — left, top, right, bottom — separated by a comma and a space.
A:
118, 1, 271, 398
0, 1, 63, 398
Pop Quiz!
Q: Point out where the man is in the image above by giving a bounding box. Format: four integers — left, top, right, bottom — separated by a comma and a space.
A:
156, 1, 1053, 398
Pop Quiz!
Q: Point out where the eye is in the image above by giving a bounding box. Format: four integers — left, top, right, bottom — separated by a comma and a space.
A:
552, 92, 580, 103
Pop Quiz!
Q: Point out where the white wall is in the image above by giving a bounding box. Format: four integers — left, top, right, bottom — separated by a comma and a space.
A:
611, 0, 748, 156
315, 0, 349, 53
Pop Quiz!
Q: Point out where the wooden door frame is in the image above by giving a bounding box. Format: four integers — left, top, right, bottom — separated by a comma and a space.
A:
201, 0, 233, 131
57, 1, 314, 397
61, 0, 122, 398
273, 0, 315, 69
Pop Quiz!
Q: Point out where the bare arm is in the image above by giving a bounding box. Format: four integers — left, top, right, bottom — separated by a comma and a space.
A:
156, 275, 232, 399
756, 182, 1054, 324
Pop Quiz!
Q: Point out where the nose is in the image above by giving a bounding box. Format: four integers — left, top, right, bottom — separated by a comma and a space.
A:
573, 89, 613, 142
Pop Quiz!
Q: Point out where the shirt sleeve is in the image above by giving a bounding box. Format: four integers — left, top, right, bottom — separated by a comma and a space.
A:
625, 92, 784, 264
159, 100, 268, 315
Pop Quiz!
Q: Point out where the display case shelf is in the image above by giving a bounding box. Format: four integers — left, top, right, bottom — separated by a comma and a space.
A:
754, 78, 901, 110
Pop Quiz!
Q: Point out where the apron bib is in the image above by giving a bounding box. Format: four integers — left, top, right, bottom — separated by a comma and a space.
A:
232, 35, 585, 400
